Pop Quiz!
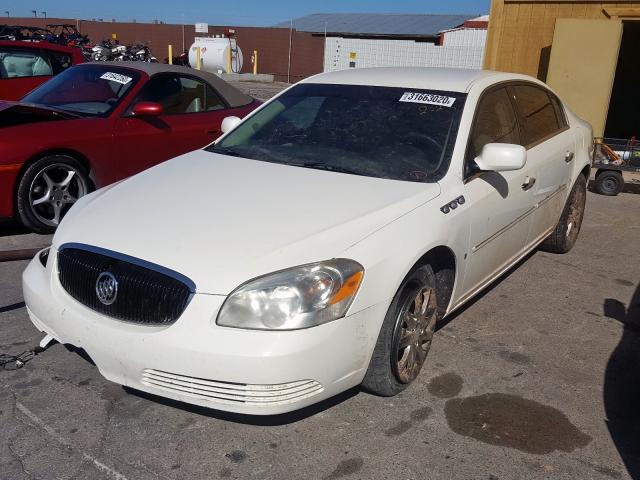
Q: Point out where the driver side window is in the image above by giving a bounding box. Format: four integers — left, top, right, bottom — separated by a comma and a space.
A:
466, 87, 520, 178
134, 74, 222, 115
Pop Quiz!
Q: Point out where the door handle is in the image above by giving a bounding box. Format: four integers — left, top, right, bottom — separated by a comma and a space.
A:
522, 176, 536, 191
565, 151, 575, 163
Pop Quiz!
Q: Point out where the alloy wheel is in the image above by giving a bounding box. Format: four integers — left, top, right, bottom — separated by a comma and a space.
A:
392, 285, 438, 384
28, 163, 89, 227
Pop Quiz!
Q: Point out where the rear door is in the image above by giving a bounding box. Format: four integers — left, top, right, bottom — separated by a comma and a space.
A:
461, 86, 536, 298
508, 83, 575, 243
546, 18, 622, 138
112, 73, 232, 177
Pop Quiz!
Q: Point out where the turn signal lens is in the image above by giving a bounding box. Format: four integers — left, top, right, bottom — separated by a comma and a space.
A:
216, 259, 364, 330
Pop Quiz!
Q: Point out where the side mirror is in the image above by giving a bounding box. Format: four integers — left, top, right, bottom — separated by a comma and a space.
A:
221, 116, 241, 134
131, 101, 163, 117
475, 143, 526, 172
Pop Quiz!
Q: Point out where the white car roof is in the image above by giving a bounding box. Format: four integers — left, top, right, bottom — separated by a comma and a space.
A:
300, 67, 537, 93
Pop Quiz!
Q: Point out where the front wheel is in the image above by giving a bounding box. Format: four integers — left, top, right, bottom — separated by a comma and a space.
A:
361, 265, 438, 396
16, 155, 91, 234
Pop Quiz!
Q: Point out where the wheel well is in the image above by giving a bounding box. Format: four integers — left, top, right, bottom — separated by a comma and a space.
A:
580, 164, 591, 181
19, 149, 91, 179
413, 246, 456, 319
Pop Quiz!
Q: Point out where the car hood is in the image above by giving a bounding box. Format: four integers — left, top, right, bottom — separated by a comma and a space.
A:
0, 101, 80, 128
53, 150, 441, 294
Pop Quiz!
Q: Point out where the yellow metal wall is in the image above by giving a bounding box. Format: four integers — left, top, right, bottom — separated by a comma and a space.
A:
484, 1, 640, 77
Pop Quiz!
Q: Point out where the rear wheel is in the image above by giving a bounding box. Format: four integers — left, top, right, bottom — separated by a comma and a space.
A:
594, 169, 624, 196
16, 155, 91, 234
540, 174, 586, 254
361, 265, 438, 396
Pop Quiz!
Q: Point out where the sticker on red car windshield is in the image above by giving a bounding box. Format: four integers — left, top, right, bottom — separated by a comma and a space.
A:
100, 72, 133, 85
399, 92, 455, 107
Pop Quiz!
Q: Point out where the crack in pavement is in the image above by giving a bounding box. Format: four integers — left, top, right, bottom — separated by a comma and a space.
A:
12, 396, 130, 480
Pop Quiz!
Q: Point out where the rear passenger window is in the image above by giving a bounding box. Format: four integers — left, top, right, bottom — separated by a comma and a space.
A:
466, 87, 520, 170
0, 47, 53, 78
549, 92, 568, 129
509, 85, 562, 145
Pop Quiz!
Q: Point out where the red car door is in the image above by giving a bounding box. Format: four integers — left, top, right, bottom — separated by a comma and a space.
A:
112, 72, 241, 179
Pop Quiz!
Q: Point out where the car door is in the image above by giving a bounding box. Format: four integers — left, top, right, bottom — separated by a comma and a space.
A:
460, 85, 537, 298
112, 73, 230, 178
0, 45, 54, 100
508, 84, 575, 243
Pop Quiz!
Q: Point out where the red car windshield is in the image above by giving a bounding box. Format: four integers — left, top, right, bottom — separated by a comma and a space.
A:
22, 65, 140, 116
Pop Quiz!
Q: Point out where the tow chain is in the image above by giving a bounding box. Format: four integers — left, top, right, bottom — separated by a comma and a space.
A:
0, 346, 46, 370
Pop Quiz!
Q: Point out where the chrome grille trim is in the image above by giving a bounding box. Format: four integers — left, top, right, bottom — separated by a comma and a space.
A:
141, 369, 324, 405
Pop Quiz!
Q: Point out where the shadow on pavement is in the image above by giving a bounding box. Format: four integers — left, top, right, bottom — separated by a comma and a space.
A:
0, 301, 25, 314
604, 282, 640, 479
0, 220, 30, 238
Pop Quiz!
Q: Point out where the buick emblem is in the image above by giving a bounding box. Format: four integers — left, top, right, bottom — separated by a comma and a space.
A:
95, 272, 118, 305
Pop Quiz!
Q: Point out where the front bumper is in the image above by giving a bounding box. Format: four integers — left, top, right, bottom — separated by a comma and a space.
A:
22, 253, 385, 415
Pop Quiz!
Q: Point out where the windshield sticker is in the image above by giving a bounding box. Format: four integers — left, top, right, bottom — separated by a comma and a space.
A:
100, 72, 133, 85
399, 92, 455, 107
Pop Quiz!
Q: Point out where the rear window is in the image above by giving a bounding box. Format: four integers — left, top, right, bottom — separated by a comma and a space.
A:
0, 47, 53, 78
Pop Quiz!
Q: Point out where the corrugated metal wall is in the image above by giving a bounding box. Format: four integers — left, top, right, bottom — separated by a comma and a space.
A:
323, 36, 485, 71
442, 28, 487, 47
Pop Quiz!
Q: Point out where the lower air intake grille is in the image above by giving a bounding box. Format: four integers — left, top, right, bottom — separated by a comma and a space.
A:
57, 247, 192, 325
141, 369, 324, 406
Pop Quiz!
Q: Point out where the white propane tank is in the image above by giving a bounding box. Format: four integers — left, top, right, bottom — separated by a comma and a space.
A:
188, 37, 243, 73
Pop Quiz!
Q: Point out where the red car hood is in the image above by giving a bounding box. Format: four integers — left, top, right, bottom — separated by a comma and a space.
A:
0, 101, 80, 128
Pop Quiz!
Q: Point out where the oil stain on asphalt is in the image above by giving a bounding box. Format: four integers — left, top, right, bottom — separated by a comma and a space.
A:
444, 393, 591, 454
427, 372, 464, 398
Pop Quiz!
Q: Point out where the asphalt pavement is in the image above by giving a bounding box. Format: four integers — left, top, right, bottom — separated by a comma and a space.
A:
1, 189, 639, 480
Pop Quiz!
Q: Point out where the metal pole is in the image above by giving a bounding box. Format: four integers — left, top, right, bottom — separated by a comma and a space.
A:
181, 23, 185, 53
168, 44, 173, 64
287, 19, 293, 83
196, 46, 201, 70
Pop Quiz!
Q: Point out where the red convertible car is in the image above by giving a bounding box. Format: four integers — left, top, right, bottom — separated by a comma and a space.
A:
0, 40, 85, 100
0, 62, 260, 232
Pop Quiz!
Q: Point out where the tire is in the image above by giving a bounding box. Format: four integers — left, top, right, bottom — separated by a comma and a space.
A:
361, 264, 438, 396
16, 155, 91, 234
540, 174, 586, 254
594, 169, 624, 196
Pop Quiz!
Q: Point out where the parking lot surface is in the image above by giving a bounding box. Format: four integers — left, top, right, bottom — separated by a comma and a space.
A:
1, 188, 639, 480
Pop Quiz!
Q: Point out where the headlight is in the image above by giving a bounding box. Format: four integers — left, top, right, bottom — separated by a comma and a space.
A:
216, 259, 364, 330
38, 248, 50, 268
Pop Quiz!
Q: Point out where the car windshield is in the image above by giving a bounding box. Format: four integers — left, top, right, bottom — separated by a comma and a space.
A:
22, 65, 140, 116
208, 83, 466, 182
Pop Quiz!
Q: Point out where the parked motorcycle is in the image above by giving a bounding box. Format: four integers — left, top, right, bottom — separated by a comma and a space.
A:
164, 50, 190, 66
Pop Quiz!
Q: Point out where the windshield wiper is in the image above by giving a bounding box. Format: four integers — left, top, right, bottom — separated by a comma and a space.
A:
291, 162, 366, 176
210, 146, 242, 157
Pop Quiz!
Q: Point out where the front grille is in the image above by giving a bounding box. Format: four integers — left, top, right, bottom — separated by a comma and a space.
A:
141, 369, 324, 406
57, 247, 192, 325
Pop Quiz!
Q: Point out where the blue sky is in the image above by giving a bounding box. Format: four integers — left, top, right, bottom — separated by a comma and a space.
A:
1, 0, 490, 26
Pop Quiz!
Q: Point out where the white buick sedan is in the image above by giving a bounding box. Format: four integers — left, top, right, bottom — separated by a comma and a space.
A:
23, 68, 592, 415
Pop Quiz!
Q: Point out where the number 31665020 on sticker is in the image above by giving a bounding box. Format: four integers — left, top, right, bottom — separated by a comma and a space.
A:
399, 92, 456, 107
